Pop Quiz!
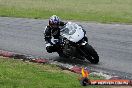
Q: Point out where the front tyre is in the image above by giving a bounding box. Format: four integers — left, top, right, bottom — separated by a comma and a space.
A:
83, 44, 99, 64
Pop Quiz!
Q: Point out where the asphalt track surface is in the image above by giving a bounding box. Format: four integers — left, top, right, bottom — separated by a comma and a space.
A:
0, 17, 132, 78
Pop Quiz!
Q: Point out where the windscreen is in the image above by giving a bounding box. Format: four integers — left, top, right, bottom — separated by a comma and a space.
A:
61, 23, 77, 35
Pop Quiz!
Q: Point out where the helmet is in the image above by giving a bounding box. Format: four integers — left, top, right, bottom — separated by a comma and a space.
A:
49, 15, 60, 28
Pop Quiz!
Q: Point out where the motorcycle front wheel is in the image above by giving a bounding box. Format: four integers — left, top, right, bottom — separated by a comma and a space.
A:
82, 44, 99, 64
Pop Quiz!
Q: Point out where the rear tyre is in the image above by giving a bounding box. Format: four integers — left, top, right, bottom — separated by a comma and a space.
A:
83, 44, 99, 64
57, 51, 68, 58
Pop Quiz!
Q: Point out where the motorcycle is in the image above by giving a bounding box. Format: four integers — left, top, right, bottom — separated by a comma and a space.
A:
52, 22, 99, 64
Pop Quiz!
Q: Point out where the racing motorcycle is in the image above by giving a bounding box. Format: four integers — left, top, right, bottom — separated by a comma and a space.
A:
52, 22, 99, 64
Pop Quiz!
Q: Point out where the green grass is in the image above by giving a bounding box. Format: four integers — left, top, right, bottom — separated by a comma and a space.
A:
0, 57, 108, 88
0, 0, 132, 23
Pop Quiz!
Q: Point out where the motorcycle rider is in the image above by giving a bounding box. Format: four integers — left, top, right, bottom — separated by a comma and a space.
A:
44, 15, 66, 53
43, 16, 99, 63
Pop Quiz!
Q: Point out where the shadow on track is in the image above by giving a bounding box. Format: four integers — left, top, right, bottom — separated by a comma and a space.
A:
53, 56, 93, 66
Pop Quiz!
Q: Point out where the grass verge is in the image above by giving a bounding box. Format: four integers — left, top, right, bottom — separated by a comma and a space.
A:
0, 57, 108, 88
0, 0, 132, 23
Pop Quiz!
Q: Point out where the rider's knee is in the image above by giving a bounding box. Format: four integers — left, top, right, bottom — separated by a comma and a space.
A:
46, 46, 56, 53
46, 46, 53, 53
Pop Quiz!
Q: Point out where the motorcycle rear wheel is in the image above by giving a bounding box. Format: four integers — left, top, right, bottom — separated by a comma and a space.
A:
57, 51, 69, 58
